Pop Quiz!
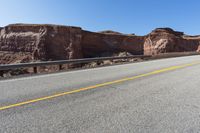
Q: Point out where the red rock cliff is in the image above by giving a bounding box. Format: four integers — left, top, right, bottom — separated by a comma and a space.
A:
81, 30, 145, 57
144, 28, 200, 55
0, 24, 200, 64
0, 24, 83, 64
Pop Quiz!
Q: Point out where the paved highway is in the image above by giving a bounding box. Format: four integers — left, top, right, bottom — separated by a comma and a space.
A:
0, 55, 200, 133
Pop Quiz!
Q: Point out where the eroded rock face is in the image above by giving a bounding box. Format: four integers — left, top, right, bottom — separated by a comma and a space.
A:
81, 30, 145, 57
144, 28, 200, 55
0, 24, 200, 66
0, 24, 83, 64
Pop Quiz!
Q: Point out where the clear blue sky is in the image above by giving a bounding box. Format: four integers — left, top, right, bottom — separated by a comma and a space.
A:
0, 0, 200, 35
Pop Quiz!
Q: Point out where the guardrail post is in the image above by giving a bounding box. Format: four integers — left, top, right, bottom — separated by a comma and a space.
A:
33, 67, 37, 73
59, 65, 63, 70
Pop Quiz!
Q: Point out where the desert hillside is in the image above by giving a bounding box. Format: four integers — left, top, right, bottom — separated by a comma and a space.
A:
0, 24, 200, 64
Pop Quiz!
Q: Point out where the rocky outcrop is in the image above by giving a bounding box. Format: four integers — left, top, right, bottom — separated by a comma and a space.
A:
144, 28, 200, 55
0, 24, 83, 64
0, 24, 200, 65
81, 30, 145, 57
0, 24, 144, 64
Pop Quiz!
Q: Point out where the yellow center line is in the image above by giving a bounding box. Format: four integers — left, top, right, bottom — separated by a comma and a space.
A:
0, 61, 200, 111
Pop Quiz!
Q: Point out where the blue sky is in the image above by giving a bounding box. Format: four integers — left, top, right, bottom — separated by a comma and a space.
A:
0, 0, 200, 35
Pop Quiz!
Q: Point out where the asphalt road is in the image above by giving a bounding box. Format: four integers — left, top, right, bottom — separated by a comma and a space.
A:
0, 55, 200, 133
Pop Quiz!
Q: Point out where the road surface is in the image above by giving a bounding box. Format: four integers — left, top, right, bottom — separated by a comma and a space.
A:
0, 55, 200, 133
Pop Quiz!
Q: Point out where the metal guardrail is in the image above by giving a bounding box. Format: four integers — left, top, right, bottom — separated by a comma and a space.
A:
0, 55, 151, 73
0, 52, 199, 74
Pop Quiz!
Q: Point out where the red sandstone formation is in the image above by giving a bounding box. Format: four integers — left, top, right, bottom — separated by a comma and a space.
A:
81, 30, 144, 57
144, 28, 200, 55
0, 24, 83, 64
0, 24, 200, 65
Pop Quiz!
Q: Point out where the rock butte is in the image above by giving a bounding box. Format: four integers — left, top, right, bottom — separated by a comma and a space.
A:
0, 24, 200, 64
